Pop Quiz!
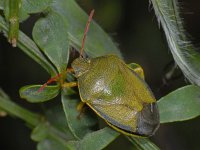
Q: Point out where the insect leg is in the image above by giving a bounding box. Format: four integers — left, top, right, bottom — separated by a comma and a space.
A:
67, 68, 74, 73
38, 74, 61, 92
76, 101, 86, 119
62, 82, 77, 88
38, 68, 75, 92
77, 101, 85, 111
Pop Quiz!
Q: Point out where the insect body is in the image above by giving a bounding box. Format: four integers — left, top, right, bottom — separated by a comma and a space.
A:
39, 9, 159, 137
71, 55, 159, 136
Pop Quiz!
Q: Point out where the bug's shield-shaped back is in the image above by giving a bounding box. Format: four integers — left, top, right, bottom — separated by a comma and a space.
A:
75, 55, 160, 136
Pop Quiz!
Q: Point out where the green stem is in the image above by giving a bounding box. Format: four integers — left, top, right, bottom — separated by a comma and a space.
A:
0, 89, 41, 127
8, 0, 20, 47
126, 136, 160, 150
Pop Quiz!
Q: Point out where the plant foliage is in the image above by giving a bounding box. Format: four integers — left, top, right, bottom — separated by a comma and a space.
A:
1, 0, 200, 149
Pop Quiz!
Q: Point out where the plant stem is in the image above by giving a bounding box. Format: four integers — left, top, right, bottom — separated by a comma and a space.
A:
126, 136, 160, 150
8, 0, 20, 47
0, 89, 41, 127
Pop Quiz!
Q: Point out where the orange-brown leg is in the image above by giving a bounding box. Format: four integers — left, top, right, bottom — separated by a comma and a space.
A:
62, 82, 78, 88
38, 68, 75, 92
76, 101, 86, 119
77, 101, 85, 111
37, 74, 61, 92
67, 68, 74, 73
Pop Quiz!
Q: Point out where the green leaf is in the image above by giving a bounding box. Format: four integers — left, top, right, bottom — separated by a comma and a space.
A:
158, 85, 200, 123
17, 31, 58, 76
3, 0, 9, 20
49, 0, 122, 57
31, 122, 72, 143
2, 0, 52, 15
33, 12, 69, 72
151, 0, 200, 86
31, 104, 74, 142
2, 0, 52, 22
19, 6, 30, 21
32, 105, 74, 150
0, 89, 8, 117
127, 137, 160, 150
67, 127, 120, 150
61, 93, 98, 139
20, 85, 60, 103
0, 88, 40, 127
37, 138, 70, 150
32, 123, 48, 141
0, 16, 57, 76
0, 0, 4, 10
45, 104, 74, 140
22, 0, 52, 14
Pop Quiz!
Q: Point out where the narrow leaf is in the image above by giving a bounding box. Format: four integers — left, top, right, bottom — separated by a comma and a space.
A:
67, 127, 120, 150
31, 95, 76, 149
37, 138, 70, 150
0, 89, 40, 127
31, 123, 48, 142
31, 122, 72, 142
31, 106, 74, 149
151, 0, 200, 85
33, 12, 69, 72
61, 93, 98, 139
158, 85, 200, 123
127, 137, 160, 150
20, 85, 59, 103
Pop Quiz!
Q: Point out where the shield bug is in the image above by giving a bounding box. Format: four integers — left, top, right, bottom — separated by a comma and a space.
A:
39, 9, 159, 137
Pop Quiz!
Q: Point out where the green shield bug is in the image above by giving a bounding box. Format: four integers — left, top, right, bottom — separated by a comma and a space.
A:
39, 9, 159, 137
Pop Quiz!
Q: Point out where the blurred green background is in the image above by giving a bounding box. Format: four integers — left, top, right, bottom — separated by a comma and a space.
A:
1, 0, 200, 149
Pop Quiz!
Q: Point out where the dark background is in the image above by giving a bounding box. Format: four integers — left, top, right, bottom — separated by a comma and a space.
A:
1, 0, 200, 149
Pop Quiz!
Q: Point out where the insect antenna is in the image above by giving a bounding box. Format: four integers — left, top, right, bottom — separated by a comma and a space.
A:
79, 9, 95, 58
38, 10, 94, 92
